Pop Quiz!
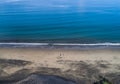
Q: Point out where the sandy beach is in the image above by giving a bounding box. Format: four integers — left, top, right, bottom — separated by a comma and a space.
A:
0, 47, 120, 84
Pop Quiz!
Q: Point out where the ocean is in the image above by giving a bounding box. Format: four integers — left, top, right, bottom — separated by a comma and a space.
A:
0, 0, 120, 44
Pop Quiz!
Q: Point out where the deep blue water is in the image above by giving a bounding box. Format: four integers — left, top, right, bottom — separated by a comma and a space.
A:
0, 0, 120, 43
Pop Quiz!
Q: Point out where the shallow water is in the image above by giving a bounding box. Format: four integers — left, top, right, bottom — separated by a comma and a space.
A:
0, 0, 120, 43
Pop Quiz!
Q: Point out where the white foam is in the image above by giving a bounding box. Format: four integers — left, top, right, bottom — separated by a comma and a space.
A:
0, 42, 120, 46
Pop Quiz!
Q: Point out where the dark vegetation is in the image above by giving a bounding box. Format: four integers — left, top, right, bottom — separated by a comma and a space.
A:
94, 76, 112, 84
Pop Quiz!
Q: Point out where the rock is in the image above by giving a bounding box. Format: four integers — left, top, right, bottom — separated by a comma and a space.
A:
112, 75, 120, 84
16, 74, 77, 84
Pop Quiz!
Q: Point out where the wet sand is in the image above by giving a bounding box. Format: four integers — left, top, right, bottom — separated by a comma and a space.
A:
0, 47, 120, 84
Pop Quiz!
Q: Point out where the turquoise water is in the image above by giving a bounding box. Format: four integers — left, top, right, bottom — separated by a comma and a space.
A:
0, 0, 120, 43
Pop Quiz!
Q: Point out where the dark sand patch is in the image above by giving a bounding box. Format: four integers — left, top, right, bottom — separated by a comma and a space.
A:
0, 59, 32, 68
0, 69, 31, 84
0, 59, 32, 83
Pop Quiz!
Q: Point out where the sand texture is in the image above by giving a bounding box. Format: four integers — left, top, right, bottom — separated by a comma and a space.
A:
0, 48, 120, 84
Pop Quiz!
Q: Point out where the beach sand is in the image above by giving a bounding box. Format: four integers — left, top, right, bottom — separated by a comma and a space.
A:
0, 47, 120, 84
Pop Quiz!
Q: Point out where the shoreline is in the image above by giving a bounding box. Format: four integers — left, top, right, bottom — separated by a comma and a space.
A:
0, 47, 120, 84
0, 42, 120, 49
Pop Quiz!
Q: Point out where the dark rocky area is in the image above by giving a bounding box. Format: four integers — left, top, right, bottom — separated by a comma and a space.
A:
15, 74, 77, 84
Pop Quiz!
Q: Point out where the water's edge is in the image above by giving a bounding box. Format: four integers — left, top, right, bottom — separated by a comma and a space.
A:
0, 42, 120, 49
